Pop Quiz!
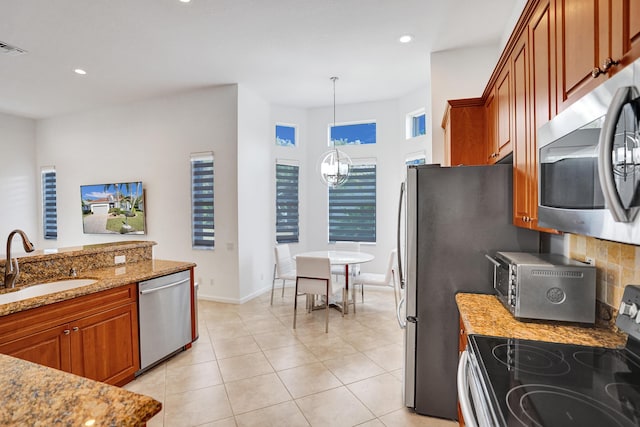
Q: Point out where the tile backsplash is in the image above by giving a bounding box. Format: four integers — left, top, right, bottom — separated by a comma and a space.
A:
569, 234, 640, 310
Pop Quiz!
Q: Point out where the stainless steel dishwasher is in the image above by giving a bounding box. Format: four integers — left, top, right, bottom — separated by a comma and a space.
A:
138, 270, 192, 372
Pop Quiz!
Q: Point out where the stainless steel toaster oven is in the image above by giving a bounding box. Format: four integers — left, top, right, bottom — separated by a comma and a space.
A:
486, 252, 596, 323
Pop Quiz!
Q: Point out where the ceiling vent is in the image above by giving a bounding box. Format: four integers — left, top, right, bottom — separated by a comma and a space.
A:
0, 41, 27, 56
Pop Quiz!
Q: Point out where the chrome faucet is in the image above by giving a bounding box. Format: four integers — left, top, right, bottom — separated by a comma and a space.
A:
4, 229, 35, 288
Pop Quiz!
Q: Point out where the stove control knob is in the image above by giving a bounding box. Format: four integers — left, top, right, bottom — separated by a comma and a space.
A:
619, 301, 639, 319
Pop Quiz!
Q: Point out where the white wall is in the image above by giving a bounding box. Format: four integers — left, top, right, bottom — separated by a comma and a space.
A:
398, 84, 431, 166
302, 94, 429, 272
4, 81, 430, 301
35, 85, 240, 301
0, 112, 38, 252
430, 44, 501, 164
237, 85, 272, 301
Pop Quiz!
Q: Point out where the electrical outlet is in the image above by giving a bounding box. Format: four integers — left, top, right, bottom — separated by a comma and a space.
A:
115, 255, 126, 264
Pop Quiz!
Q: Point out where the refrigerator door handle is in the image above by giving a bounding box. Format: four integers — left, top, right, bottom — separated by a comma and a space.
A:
396, 181, 405, 289
396, 296, 406, 329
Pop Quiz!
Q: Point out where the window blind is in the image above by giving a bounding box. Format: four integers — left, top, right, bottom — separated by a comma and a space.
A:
42, 169, 58, 240
329, 163, 376, 242
276, 163, 299, 243
191, 153, 214, 249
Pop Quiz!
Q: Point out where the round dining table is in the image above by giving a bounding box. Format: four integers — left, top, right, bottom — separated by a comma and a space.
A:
294, 250, 374, 314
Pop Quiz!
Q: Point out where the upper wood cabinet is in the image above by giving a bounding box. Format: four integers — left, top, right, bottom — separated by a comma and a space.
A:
555, 0, 640, 113
442, 99, 487, 166
443, 0, 638, 233
486, 66, 513, 163
512, 30, 532, 227
627, 1, 640, 61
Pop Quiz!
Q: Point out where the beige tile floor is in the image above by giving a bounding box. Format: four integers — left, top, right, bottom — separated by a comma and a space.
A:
124, 286, 458, 427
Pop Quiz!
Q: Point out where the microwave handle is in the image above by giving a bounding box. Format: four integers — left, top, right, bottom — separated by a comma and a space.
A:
597, 85, 640, 223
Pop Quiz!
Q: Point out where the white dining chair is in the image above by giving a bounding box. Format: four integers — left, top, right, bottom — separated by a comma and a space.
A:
352, 249, 399, 307
294, 256, 344, 333
271, 244, 296, 305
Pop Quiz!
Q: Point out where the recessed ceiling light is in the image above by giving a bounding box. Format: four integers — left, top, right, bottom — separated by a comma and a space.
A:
74, 69, 87, 75
179, 0, 191, 3
399, 35, 413, 44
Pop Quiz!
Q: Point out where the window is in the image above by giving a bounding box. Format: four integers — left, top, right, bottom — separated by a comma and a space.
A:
275, 124, 297, 147
275, 162, 299, 243
41, 167, 58, 240
406, 152, 427, 165
330, 122, 376, 146
191, 152, 214, 249
328, 162, 376, 242
406, 109, 426, 139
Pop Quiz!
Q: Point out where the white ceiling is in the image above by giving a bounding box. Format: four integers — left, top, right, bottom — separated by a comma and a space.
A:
0, 0, 526, 119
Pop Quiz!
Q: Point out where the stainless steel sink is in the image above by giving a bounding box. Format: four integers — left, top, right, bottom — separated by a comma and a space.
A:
0, 279, 97, 305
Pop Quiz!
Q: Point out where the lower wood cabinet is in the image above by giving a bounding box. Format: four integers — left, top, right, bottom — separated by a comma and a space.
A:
70, 302, 139, 385
0, 323, 72, 373
0, 284, 139, 386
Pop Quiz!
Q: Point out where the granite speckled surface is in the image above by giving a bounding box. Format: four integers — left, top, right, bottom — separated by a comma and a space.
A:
0, 259, 196, 317
0, 353, 161, 426
0, 241, 155, 288
456, 293, 628, 349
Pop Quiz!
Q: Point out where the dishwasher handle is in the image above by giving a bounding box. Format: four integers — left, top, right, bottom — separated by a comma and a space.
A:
140, 278, 190, 295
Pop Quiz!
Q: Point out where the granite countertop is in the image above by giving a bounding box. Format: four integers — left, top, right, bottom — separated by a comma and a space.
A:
1, 241, 154, 262
0, 354, 161, 426
456, 293, 628, 349
0, 259, 196, 317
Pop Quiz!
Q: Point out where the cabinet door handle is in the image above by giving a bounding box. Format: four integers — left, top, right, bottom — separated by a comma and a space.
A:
63, 329, 70, 335
602, 57, 620, 72
592, 57, 620, 78
72, 327, 79, 332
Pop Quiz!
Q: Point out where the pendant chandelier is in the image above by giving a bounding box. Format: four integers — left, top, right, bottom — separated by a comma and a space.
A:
319, 76, 352, 188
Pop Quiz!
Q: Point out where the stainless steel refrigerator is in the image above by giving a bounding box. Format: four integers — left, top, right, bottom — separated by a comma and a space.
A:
396, 163, 539, 420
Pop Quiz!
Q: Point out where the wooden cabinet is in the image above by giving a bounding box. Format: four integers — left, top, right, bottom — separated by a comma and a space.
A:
511, 0, 559, 233
486, 65, 513, 163
626, 1, 640, 63
0, 284, 139, 386
555, 0, 640, 113
0, 324, 72, 372
442, 0, 640, 233
442, 99, 487, 166
512, 30, 531, 227
70, 302, 139, 385
458, 317, 468, 354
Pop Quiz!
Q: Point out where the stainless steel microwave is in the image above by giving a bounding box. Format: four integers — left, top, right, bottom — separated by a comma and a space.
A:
537, 57, 640, 245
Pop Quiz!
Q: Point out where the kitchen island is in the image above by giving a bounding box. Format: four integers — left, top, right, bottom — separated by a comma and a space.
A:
0, 241, 196, 425
0, 353, 161, 426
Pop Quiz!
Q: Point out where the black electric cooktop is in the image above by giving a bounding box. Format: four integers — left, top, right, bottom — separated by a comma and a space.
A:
468, 334, 640, 426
